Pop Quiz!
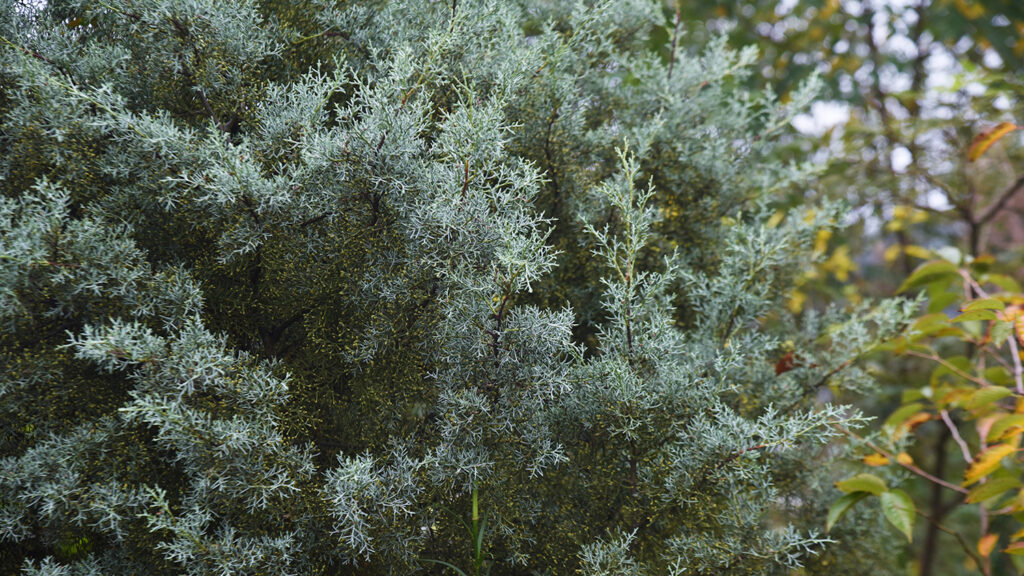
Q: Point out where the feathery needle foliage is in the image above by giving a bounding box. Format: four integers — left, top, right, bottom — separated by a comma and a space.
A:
1, 0, 914, 574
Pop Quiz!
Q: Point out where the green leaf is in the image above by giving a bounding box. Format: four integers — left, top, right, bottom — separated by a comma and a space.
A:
952, 309, 998, 323
968, 386, 1014, 410
879, 489, 915, 541
992, 321, 1014, 348
983, 367, 1013, 387
826, 492, 869, 532
902, 388, 927, 403
964, 444, 1018, 486
910, 314, 950, 337
986, 414, 1024, 442
981, 273, 1022, 293
966, 477, 1022, 504
930, 356, 973, 386
964, 298, 1005, 312
884, 403, 926, 435
898, 261, 960, 294
927, 292, 960, 314
836, 473, 888, 496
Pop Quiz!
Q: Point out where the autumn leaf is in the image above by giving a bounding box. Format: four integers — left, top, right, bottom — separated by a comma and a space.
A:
978, 533, 999, 558
863, 453, 889, 467
988, 414, 1024, 442
968, 122, 1021, 162
775, 351, 796, 375
1011, 525, 1024, 542
964, 444, 1018, 486
1004, 542, 1024, 556
1000, 305, 1024, 347
966, 477, 1021, 503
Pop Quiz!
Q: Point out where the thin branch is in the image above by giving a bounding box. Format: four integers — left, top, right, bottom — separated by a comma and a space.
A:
168, 16, 221, 128
904, 349, 991, 388
982, 346, 1013, 373
298, 211, 334, 228
716, 443, 769, 470
862, 5, 899, 153
666, 3, 682, 80
0, 35, 79, 86
964, 275, 1024, 394
292, 28, 344, 44
914, 508, 987, 574
940, 410, 972, 463
836, 425, 969, 495
1008, 332, 1024, 395
977, 174, 1024, 226
910, 166, 958, 204
780, 357, 855, 415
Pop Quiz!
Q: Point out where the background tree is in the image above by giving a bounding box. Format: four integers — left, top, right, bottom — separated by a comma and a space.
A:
665, 1, 1024, 573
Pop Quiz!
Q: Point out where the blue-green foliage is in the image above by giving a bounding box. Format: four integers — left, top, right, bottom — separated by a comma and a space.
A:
0, 0, 914, 574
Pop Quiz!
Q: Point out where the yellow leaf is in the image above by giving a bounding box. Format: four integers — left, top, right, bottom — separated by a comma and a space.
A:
904, 245, 932, 260
901, 412, 933, 435
787, 290, 807, 314
1011, 525, 1024, 542
863, 453, 889, 467
979, 533, 999, 558
986, 414, 1024, 442
842, 283, 862, 304
966, 477, 1021, 503
896, 452, 914, 466
968, 122, 1021, 162
964, 444, 1018, 486
955, 0, 986, 19
892, 205, 911, 220
824, 245, 856, 282
814, 229, 832, 255
884, 244, 902, 263
821, 0, 839, 19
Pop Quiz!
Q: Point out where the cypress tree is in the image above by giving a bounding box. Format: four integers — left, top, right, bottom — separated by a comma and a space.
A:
1, 1, 913, 574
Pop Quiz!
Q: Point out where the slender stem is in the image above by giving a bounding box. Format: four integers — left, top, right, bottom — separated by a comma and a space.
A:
919, 428, 950, 576
962, 275, 1024, 394
915, 507, 988, 574
836, 425, 968, 495
977, 174, 1024, 226
940, 410, 972, 463
904, 350, 991, 388
980, 506, 991, 575
1008, 332, 1024, 395
472, 488, 478, 528
667, 2, 682, 80
984, 346, 1014, 373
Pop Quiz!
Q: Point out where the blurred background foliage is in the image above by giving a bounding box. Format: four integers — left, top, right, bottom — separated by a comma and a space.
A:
665, 0, 1024, 574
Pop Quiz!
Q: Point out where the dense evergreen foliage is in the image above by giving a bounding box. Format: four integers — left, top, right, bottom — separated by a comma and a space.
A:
1, 1, 915, 574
